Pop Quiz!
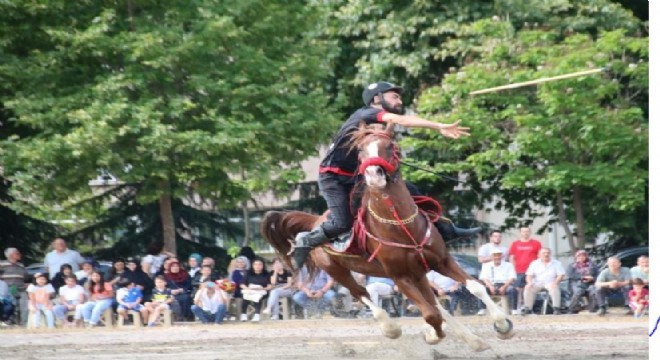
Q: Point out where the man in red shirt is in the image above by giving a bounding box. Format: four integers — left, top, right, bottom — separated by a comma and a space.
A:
508, 227, 542, 313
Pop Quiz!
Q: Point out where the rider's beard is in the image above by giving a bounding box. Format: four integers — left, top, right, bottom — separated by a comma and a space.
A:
381, 98, 404, 115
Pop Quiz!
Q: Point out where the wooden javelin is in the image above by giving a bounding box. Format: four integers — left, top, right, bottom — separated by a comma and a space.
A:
469, 68, 605, 95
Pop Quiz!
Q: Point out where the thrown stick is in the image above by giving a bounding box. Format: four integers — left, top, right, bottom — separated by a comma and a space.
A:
469, 68, 605, 96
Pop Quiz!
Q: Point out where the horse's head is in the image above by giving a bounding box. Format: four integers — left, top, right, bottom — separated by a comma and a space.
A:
352, 122, 400, 190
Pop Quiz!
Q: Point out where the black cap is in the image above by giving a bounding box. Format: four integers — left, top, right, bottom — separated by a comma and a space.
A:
362, 81, 404, 106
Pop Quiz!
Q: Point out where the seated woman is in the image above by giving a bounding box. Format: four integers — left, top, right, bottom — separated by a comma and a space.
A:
76, 270, 114, 327
566, 250, 599, 314
105, 258, 128, 290
239, 259, 270, 322
75, 260, 95, 286
126, 257, 154, 303
263, 259, 294, 320
165, 261, 193, 321
192, 265, 218, 299
51, 263, 75, 293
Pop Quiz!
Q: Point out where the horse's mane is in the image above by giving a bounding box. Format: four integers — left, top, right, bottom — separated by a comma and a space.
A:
348, 122, 395, 154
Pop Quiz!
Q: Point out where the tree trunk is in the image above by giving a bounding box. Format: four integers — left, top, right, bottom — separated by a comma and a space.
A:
241, 200, 251, 247
572, 186, 586, 249
555, 192, 576, 253
159, 183, 177, 256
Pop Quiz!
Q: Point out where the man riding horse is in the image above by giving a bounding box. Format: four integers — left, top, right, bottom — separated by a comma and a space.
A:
293, 81, 480, 270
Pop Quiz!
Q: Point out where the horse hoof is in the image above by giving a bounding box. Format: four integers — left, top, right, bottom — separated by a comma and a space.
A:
473, 342, 492, 352
383, 324, 402, 339
494, 319, 514, 340
423, 330, 443, 345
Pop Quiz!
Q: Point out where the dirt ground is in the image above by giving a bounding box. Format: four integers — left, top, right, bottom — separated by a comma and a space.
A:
0, 310, 649, 360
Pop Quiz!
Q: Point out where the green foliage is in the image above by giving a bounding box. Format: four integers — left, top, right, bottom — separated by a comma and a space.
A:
415, 24, 647, 245
0, 1, 338, 254
325, 0, 647, 246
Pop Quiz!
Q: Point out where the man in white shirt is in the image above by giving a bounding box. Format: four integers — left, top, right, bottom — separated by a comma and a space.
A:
44, 238, 84, 279
521, 248, 565, 315
478, 248, 517, 315
477, 230, 509, 264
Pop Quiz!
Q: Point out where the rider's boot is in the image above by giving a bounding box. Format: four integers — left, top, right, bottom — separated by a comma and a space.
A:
435, 217, 481, 241
292, 226, 331, 270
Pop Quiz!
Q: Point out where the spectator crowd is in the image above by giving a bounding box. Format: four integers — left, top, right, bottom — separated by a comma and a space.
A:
0, 230, 650, 330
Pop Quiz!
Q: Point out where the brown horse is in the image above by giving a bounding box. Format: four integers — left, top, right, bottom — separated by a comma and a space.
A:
261, 122, 513, 351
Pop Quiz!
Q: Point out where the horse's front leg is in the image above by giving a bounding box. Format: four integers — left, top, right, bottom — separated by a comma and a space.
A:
402, 274, 491, 352
394, 276, 445, 344
465, 279, 514, 339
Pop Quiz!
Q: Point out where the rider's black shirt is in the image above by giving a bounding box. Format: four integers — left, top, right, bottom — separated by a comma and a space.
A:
319, 107, 387, 176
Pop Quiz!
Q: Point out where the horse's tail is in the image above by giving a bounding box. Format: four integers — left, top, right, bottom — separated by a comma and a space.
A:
260, 210, 320, 270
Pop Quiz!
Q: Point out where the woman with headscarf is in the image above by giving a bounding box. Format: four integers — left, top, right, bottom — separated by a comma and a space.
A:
165, 260, 193, 320
126, 257, 154, 303
187, 253, 202, 278
229, 256, 250, 299
566, 250, 599, 313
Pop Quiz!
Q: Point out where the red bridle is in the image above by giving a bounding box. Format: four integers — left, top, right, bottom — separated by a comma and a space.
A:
357, 135, 400, 176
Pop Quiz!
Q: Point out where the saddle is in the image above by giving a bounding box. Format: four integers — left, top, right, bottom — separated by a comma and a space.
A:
323, 195, 442, 256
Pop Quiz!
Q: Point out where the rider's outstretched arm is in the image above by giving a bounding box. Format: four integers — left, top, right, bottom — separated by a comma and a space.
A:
381, 113, 470, 139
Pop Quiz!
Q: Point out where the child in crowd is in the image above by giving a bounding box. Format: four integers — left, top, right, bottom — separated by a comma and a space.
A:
191, 280, 228, 325
53, 275, 85, 327
116, 278, 148, 325
145, 275, 173, 327
27, 273, 55, 328
628, 277, 649, 319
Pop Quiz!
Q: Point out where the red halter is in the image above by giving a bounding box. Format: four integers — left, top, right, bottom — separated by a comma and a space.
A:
358, 157, 397, 175
357, 135, 400, 176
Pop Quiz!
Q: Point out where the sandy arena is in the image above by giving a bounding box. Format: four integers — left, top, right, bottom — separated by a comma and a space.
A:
0, 311, 649, 360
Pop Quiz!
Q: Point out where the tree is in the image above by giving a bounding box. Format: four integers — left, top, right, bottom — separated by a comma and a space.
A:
414, 23, 648, 251
1, 1, 337, 255
323, 0, 647, 248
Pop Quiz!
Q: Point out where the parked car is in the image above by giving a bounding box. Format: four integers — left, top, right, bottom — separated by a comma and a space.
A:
598, 246, 648, 271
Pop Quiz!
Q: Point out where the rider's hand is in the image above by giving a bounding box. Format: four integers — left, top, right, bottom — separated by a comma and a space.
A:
436, 120, 470, 139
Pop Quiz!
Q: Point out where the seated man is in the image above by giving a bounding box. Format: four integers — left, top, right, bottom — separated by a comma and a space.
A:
478, 248, 517, 315
191, 280, 228, 325
521, 248, 565, 315
426, 270, 468, 316
365, 276, 395, 307
365, 276, 400, 316
0, 279, 15, 326
629, 255, 649, 288
292, 267, 336, 318
594, 257, 632, 316
565, 250, 599, 314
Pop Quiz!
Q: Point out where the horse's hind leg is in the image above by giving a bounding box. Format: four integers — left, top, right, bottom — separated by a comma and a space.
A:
323, 264, 401, 339
438, 259, 514, 339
